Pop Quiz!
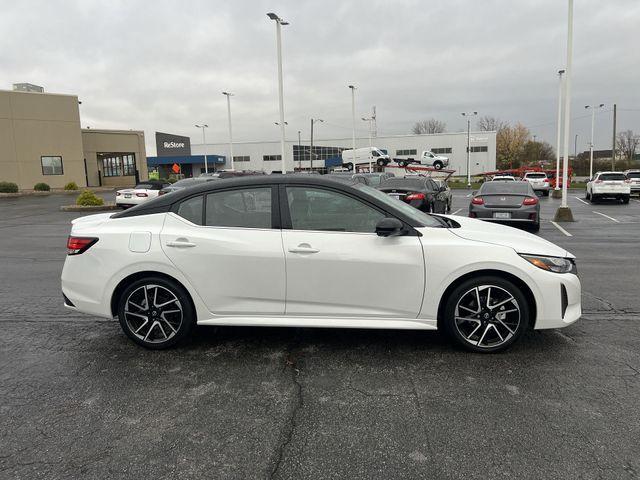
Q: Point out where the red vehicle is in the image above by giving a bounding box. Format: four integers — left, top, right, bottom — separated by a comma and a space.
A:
482, 166, 572, 189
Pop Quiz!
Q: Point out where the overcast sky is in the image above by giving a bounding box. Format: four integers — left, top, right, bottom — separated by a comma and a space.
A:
2, 0, 639, 156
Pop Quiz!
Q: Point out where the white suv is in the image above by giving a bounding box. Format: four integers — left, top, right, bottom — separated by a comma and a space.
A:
522, 172, 550, 196
586, 171, 631, 204
624, 170, 640, 196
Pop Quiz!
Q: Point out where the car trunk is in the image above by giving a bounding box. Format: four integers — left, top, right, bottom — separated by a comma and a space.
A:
481, 194, 525, 208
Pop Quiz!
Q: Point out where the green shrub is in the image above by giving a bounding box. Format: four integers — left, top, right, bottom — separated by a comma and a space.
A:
34, 182, 50, 191
148, 171, 160, 180
64, 182, 79, 191
76, 190, 104, 206
0, 181, 19, 193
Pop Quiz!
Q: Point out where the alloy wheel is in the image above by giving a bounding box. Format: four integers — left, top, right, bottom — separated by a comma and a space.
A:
124, 284, 183, 344
454, 285, 521, 349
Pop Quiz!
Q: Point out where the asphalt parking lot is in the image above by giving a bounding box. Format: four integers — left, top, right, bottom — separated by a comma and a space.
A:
1, 190, 639, 480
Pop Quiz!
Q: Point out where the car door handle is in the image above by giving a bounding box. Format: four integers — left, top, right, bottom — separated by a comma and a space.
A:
166, 239, 196, 248
288, 244, 319, 254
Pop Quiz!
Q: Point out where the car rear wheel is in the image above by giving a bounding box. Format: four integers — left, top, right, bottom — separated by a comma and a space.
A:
622, 195, 630, 204
585, 190, 590, 200
590, 194, 598, 204
434, 161, 443, 170
443, 276, 529, 353
117, 276, 195, 349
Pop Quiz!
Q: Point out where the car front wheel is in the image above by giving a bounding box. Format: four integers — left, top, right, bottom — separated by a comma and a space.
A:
117, 276, 195, 349
443, 276, 529, 353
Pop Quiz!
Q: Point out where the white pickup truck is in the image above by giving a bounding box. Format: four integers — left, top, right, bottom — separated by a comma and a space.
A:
394, 150, 450, 169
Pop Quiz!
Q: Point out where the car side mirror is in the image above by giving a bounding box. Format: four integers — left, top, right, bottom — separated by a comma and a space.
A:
375, 217, 405, 237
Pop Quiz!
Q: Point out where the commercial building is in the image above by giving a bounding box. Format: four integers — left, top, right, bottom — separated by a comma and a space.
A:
0, 87, 147, 190
191, 131, 497, 175
146, 132, 225, 177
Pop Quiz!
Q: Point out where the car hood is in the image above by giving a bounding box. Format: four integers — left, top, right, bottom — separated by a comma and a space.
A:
440, 215, 572, 258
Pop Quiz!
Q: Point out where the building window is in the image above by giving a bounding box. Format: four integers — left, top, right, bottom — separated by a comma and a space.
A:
102, 157, 122, 177
467, 146, 488, 153
122, 154, 136, 176
234, 156, 250, 162
41, 156, 63, 175
396, 149, 417, 156
431, 148, 452, 154
263, 155, 282, 161
292, 145, 345, 163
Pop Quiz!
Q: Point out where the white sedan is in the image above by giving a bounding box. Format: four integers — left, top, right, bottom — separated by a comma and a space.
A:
115, 181, 170, 208
62, 176, 581, 353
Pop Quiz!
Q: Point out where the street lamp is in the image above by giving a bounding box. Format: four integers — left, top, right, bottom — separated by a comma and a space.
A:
297, 130, 301, 171
310, 118, 323, 170
222, 92, 234, 171
348, 85, 357, 172
267, 13, 289, 174
554, 69, 566, 195
362, 116, 374, 172
585, 103, 605, 178
554, 0, 575, 222
195, 124, 209, 174
461, 111, 478, 187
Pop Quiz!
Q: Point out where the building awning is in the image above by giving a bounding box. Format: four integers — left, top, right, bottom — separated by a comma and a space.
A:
146, 155, 226, 166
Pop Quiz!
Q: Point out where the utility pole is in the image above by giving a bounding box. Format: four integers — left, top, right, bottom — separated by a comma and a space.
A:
267, 13, 289, 174
612, 103, 617, 170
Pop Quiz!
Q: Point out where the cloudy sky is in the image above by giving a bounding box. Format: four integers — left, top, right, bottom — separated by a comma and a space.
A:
2, 0, 639, 155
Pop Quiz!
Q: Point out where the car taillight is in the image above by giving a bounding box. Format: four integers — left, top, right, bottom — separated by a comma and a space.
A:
67, 236, 98, 255
136, 192, 148, 197
405, 193, 425, 201
544, 178, 549, 183
471, 197, 484, 205
523, 197, 538, 205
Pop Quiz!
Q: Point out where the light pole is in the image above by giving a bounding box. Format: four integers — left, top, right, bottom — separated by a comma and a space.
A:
461, 112, 477, 187
362, 116, 374, 172
554, 69, 565, 196
222, 92, 234, 170
554, 0, 574, 222
195, 124, 209, 174
585, 104, 605, 178
297, 130, 301, 171
267, 13, 289, 174
310, 118, 323, 171
349, 85, 357, 172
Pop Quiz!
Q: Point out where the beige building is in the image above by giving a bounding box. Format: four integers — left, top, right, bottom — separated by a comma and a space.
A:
0, 88, 147, 190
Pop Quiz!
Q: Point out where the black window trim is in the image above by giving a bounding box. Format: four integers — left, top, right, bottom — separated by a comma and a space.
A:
278, 183, 419, 236
41, 155, 64, 175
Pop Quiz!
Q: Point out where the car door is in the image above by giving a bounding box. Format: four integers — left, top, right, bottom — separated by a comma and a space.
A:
281, 185, 425, 318
160, 186, 286, 315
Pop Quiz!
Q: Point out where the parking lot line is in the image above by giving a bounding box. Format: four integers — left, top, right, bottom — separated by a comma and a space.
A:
593, 211, 620, 223
465, 193, 472, 197
550, 221, 573, 237
574, 196, 589, 205
452, 208, 462, 215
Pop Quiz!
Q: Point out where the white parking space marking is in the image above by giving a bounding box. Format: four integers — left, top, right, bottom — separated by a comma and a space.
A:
452, 208, 462, 215
550, 221, 573, 237
574, 196, 589, 205
593, 211, 620, 223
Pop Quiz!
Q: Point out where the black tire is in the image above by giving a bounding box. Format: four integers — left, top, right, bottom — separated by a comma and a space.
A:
117, 276, 196, 349
530, 220, 540, 232
543, 190, 549, 197
446, 199, 452, 213
398, 160, 407, 168
344, 163, 354, 172
434, 161, 443, 170
376, 158, 386, 167
443, 276, 530, 353
622, 195, 630, 204
585, 190, 590, 200
590, 194, 597, 204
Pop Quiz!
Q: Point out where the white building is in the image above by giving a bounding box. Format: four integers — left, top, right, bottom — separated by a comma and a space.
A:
191, 131, 496, 176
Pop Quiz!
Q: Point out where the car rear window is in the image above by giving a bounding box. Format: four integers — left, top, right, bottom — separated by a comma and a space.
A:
135, 183, 162, 190
480, 182, 531, 194
599, 173, 626, 181
525, 173, 547, 178
627, 172, 640, 179
379, 178, 427, 190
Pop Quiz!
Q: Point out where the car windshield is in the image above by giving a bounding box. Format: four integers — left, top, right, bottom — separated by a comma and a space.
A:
627, 172, 640, 179
354, 184, 445, 228
379, 178, 426, 190
525, 173, 546, 178
599, 173, 627, 181
480, 182, 531, 195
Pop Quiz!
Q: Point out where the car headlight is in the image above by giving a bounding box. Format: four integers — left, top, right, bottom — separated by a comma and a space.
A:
520, 254, 577, 274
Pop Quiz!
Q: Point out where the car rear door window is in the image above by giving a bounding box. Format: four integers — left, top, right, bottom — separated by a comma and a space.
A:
176, 195, 204, 225
205, 188, 272, 229
286, 187, 385, 233
599, 173, 626, 181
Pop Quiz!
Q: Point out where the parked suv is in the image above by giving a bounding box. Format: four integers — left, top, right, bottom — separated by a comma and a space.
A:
624, 169, 640, 196
522, 172, 550, 196
586, 171, 631, 204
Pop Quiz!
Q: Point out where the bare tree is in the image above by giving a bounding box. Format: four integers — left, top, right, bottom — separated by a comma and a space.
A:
412, 118, 446, 134
477, 116, 508, 132
616, 130, 639, 163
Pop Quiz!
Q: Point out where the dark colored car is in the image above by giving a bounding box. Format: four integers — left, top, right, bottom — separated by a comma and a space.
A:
469, 181, 540, 231
377, 177, 445, 213
432, 179, 452, 213
353, 172, 395, 187
159, 177, 218, 196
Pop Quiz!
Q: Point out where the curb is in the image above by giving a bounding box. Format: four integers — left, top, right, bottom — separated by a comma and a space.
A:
1, 188, 116, 199
60, 204, 120, 212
